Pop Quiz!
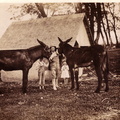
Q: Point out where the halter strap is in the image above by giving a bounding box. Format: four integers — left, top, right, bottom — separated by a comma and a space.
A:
44, 46, 49, 51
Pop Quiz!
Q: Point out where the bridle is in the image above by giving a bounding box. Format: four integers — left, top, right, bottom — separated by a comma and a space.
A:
43, 45, 50, 52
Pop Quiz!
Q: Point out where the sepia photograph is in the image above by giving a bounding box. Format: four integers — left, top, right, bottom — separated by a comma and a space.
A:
0, 0, 120, 120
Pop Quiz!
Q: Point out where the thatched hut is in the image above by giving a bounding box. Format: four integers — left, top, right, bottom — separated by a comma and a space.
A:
0, 13, 92, 82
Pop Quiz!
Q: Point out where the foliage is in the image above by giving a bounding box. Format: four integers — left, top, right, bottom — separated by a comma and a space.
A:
8, 3, 75, 20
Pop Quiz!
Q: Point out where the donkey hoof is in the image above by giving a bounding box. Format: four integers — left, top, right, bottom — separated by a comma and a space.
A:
23, 91, 27, 94
76, 88, 79, 91
69, 87, 74, 90
95, 89, 100, 93
105, 88, 109, 92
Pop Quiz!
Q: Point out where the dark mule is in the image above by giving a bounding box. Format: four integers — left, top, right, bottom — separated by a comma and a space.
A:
0, 39, 50, 93
58, 37, 109, 93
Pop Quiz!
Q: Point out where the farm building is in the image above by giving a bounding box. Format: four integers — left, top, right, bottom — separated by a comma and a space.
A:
0, 13, 93, 82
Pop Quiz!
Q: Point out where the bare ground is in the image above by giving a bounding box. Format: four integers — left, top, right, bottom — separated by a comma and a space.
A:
0, 76, 120, 120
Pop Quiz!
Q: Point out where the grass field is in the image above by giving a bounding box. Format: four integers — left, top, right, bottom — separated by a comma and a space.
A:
0, 75, 120, 120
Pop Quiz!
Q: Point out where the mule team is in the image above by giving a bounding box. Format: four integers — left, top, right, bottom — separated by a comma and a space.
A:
0, 37, 109, 94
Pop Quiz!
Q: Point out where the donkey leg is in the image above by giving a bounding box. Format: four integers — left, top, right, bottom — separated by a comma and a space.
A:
0, 70, 2, 82
75, 68, 79, 90
102, 58, 109, 92
22, 69, 29, 94
95, 67, 102, 93
69, 68, 74, 90
103, 70, 109, 92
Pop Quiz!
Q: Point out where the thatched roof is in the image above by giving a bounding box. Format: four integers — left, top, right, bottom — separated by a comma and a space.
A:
0, 13, 91, 50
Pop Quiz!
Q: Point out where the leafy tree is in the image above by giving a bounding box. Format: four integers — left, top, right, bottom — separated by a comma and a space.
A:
8, 3, 75, 20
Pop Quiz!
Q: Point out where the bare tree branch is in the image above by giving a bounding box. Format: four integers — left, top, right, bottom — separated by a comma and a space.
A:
35, 3, 47, 18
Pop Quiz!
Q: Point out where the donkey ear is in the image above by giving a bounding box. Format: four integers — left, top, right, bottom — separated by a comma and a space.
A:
58, 37, 63, 43
66, 37, 72, 43
37, 39, 47, 47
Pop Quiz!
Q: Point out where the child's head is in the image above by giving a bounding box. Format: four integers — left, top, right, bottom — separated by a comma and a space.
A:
50, 46, 57, 52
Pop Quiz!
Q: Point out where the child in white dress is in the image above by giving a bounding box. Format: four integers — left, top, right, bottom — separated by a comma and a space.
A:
61, 61, 70, 84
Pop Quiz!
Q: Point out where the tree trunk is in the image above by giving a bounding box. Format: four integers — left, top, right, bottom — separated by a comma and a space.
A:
94, 3, 102, 44
102, 3, 113, 46
108, 3, 119, 47
35, 3, 47, 18
89, 3, 96, 40
84, 3, 95, 40
101, 18, 110, 45
100, 29, 106, 47
74, 3, 83, 13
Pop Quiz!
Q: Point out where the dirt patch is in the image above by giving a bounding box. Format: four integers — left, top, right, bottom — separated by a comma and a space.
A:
0, 76, 120, 120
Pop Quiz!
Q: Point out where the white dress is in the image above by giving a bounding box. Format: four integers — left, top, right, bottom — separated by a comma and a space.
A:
61, 65, 70, 79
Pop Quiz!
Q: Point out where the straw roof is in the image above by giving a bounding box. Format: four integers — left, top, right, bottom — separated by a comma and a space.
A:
0, 13, 91, 50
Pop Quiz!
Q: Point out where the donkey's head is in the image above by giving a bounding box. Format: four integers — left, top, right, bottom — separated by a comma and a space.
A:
37, 39, 51, 59
58, 37, 72, 55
